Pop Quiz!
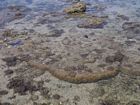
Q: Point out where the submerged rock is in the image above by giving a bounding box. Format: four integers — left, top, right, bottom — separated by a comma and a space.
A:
62, 37, 71, 45
0, 90, 8, 95
2, 29, 13, 37
125, 40, 136, 46
4, 69, 14, 75
64, 2, 86, 14
0, 5, 31, 27
52, 94, 61, 100
40, 87, 50, 99
73, 95, 80, 102
90, 87, 105, 98
77, 17, 107, 29
126, 101, 140, 105
7, 77, 42, 95
117, 14, 129, 21
47, 29, 64, 37
0, 102, 13, 105
120, 51, 140, 76
105, 51, 124, 63
99, 99, 119, 105
2, 56, 17, 66
122, 22, 140, 34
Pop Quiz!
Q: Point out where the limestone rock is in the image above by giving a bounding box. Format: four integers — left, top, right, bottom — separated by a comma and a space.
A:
64, 2, 86, 14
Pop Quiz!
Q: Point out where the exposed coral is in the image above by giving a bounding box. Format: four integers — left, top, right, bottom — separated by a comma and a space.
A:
64, 2, 86, 14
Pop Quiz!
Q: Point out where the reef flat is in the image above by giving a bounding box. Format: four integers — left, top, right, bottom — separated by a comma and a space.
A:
0, 0, 140, 105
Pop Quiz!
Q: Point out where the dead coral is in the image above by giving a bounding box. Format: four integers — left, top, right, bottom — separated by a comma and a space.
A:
64, 2, 86, 14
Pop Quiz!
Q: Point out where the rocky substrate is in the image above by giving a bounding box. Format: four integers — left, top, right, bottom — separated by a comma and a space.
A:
0, 0, 140, 105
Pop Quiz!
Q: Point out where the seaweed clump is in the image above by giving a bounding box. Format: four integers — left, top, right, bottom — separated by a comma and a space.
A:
28, 61, 119, 84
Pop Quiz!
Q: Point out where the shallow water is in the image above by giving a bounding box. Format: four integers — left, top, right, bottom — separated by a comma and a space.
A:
0, 0, 140, 105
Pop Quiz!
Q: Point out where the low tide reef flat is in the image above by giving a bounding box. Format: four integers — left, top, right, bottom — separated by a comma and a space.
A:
0, 0, 140, 105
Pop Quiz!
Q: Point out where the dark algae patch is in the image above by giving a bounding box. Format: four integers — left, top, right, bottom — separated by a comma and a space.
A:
2, 56, 17, 67
7, 76, 43, 95
0, 90, 8, 95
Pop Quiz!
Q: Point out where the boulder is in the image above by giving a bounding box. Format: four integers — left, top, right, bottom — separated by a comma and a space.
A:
64, 2, 86, 14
